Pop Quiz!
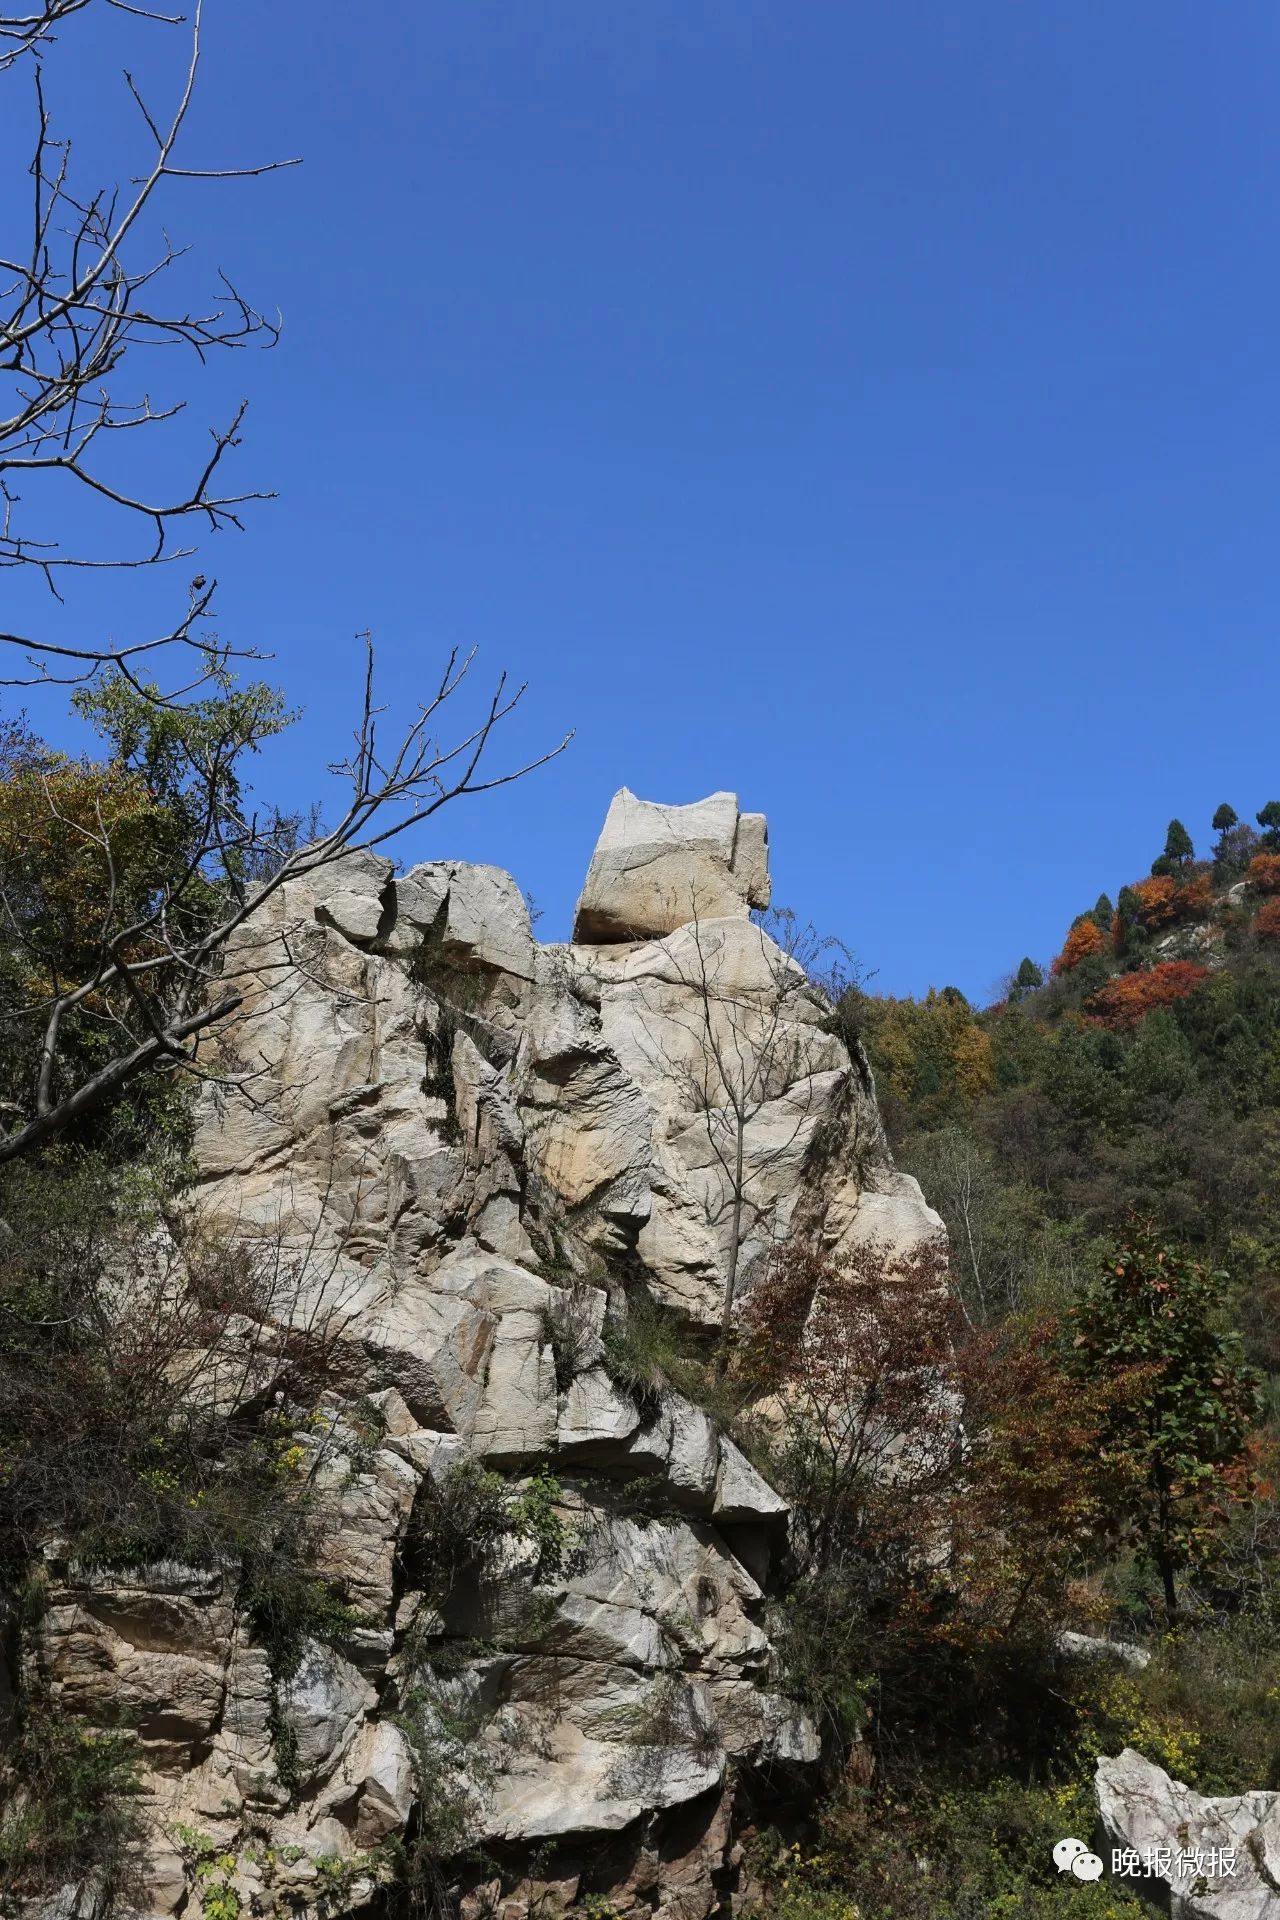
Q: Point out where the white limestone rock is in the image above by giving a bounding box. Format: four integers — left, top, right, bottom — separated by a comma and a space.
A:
300, 847, 394, 946
34, 1560, 234, 1773
1096, 1747, 1280, 1916
1057, 1629, 1151, 1671
714, 1437, 790, 1525
665, 1399, 721, 1511
276, 1640, 374, 1785
384, 859, 537, 982
557, 1366, 641, 1456
101, 788, 947, 1919
573, 789, 770, 942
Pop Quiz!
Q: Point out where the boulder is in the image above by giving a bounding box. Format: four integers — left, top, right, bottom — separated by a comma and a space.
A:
713, 1438, 789, 1525
1057, 1629, 1151, 1671
573, 789, 770, 942
558, 1366, 641, 1456
299, 848, 395, 946
34, 1560, 234, 1772
1095, 1747, 1280, 1917
383, 860, 538, 982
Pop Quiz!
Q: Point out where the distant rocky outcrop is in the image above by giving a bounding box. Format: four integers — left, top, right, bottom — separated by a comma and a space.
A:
28, 790, 944, 1920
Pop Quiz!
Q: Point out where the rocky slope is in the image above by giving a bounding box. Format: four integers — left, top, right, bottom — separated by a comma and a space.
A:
28, 790, 944, 1920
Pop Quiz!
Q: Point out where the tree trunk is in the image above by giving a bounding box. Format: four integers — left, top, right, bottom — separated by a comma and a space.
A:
715, 1113, 746, 1381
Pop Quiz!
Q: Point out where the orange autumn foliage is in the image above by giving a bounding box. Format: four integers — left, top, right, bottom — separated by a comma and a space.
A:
1255, 898, 1280, 943
1248, 853, 1280, 895
1052, 916, 1104, 974
861, 989, 994, 1129
951, 1317, 1138, 1639
1130, 874, 1178, 927
1086, 960, 1210, 1030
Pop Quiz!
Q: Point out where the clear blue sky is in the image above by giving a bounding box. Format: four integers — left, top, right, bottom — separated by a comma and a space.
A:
7, 0, 1280, 999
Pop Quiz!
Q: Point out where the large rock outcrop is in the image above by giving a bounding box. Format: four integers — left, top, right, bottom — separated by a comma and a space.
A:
28, 789, 944, 1920
1096, 1748, 1280, 1917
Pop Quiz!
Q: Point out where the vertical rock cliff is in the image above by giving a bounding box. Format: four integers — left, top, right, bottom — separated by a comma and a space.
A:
28, 791, 944, 1920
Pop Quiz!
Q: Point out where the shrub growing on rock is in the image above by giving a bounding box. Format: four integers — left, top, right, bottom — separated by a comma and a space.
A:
0, 1696, 143, 1907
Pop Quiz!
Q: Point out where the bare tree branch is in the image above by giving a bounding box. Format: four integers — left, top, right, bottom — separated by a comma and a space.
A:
0, 0, 295, 691
0, 639, 572, 1163
628, 894, 841, 1375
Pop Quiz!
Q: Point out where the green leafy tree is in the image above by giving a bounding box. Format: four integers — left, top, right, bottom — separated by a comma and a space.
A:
1212, 803, 1239, 835
1092, 893, 1115, 933
1070, 1224, 1261, 1622
1162, 819, 1195, 867
1114, 884, 1151, 961
1258, 801, 1280, 850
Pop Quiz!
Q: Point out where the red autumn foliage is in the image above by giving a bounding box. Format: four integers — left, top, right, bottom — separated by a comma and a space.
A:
737, 1239, 1128, 1655
737, 1236, 960, 1576
951, 1318, 1138, 1638
1175, 871, 1214, 919
1248, 853, 1280, 895
1052, 917, 1104, 974
1085, 960, 1210, 1030
1255, 898, 1280, 944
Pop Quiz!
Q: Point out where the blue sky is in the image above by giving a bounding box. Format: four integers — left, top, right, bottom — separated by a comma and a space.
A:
6, 0, 1280, 998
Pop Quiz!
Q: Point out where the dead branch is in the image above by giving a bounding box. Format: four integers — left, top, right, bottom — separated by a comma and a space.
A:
0, 0, 295, 690
0, 637, 571, 1164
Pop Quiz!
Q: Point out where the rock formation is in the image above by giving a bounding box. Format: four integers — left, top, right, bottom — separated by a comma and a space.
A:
1096, 1748, 1280, 1917
27, 790, 944, 1920
572, 790, 771, 943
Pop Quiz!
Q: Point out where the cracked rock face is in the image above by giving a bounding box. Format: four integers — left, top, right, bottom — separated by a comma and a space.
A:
30, 789, 945, 1920
1096, 1748, 1280, 1917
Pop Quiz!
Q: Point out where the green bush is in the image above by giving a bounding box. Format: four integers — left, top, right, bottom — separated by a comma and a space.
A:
0, 1698, 143, 1904
746, 1780, 1148, 1920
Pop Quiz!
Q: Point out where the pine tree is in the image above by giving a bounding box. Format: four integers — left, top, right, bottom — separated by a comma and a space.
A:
1163, 819, 1194, 867
1009, 956, 1044, 1002
1212, 803, 1238, 835
1092, 893, 1114, 933
1257, 801, 1280, 850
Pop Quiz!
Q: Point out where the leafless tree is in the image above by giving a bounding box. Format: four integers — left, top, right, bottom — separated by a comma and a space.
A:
899, 1126, 1080, 1327
0, 0, 136, 73
0, 6, 571, 1161
636, 899, 844, 1375
0, 639, 570, 1165
1, 0, 296, 691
